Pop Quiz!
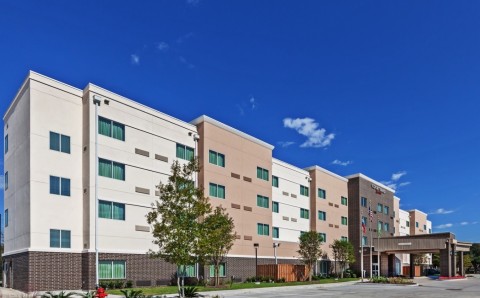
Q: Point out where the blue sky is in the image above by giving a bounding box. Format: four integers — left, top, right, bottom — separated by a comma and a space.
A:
1, 1, 479, 242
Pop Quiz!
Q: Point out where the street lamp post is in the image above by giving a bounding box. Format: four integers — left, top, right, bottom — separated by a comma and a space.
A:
254, 243, 259, 281
273, 243, 280, 265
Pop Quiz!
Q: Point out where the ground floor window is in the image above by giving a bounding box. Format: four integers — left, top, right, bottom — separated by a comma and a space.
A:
209, 263, 226, 277
99, 260, 126, 279
178, 264, 197, 277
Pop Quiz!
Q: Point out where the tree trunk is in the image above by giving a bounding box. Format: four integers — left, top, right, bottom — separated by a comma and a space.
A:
309, 264, 313, 282
340, 264, 344, 279
215, 265, 219, 287
177, 276, 182, 297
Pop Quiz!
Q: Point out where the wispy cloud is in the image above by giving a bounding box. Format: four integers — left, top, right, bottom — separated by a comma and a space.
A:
283, 117, 335, 148
156, 42, 169, 51
332, 159, 352, 166
381, 170, 410, 190
429, 208, 454, 215
435, 223, 453, 229
249, 97, 256, 109
130, 54, 140, 65
179, 56, 195, 69
460, 221, 469, 226
176, 32, 194, 44
278, 141, 295, 148
186, 0, 200, 6
236, 104, 245, 116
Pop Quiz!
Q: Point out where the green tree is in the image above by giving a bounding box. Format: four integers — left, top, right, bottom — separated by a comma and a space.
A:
298, 231, 323, 282
147, 159, 212, 296
432, 253, 440, 268
471, 243, 480, 273
330, 239, 356, 278
463, 254, 472, 273
198, 206, 237, 287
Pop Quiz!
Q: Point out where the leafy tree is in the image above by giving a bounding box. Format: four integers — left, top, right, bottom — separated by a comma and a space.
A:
298, 231, 323, 282
330, 239, 356, 278
198, 206, 237, 287
471, 243, 480, 273
463, 254, 472, 273
432, 253, 440, 268
413, 254, 429, 265
147, 159, 212, 296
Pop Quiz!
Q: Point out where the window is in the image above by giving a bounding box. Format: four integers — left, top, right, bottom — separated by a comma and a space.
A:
319, 233, 326, 242
362, 216, 367, 225
4, 135, 8, 154
176, 143, 194, 161
300, 185, 309, 196
99, 158, 125, 180
361, 197, 368, 207
49, 132, 71, 154
318, 188, 326, 199
209, 150, 225, 167
257, 195, 269, 208
378, 221, 383, 231
341, 236, 348, 241
362, 236, 368, 246
273, 227, 279, 238
318, 211, 326, 221
99, 200, 125, 220
416, 222, 419, 228
4, 172, 8, 190
256, 167, 269, 181
406, 221, 410, 227
429, 228, 432, 234
178, 265, 197, 277
341, 196, 348, 206
50, 229, 71, 248
300, 208, 309, 219
99, 116, 125, 141
4, 209, 8, 227
384, 223, 389, 232
257, 223, 269, 236
423, 224, 426, 231
341, 216, 348, 225
49, 176, 71, 196
377, 203, 383, 213
384, 206, 389, 215
209, 183, 226, 199
272, 176, 279, 187
272, 201, 279, 213
99, 261, 126, 279
209, 263, 226, 277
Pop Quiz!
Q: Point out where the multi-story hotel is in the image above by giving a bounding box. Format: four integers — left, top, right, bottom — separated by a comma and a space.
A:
3, 71, 437, 292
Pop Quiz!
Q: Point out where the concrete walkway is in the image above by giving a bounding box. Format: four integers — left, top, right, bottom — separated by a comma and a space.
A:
0, 287, 29, 297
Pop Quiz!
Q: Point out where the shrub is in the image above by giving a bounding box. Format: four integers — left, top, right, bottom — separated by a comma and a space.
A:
183, 286, 199, 297
120, 289, 144, 298
125, 280, 134, 288
41, 292, 76, 298
115, 280, 125, 289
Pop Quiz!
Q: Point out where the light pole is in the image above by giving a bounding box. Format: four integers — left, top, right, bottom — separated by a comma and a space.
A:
93, 95, 101, 288
273, 243, 280, 264
254, 243, 259, 281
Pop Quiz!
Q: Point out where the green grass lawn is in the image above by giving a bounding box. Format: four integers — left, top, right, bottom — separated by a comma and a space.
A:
108, 278, 358, 296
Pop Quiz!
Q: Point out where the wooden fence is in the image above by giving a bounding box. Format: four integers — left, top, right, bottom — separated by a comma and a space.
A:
257, 264, 309, 282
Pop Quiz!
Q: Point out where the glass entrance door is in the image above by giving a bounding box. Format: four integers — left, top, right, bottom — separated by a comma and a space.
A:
372, 263, 379, 277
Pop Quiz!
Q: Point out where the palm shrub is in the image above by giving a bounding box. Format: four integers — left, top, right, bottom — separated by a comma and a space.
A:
41, 291, 76, 298
183, 286, 199, 297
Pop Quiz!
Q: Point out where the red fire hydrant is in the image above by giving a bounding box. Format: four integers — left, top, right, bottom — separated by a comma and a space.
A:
96, 287, 108, 298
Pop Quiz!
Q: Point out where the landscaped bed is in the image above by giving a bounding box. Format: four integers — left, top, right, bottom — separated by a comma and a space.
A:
359, 276, 416, 285
108, 278, 359, 296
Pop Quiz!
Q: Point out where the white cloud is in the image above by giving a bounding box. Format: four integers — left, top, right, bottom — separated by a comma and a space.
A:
460, 221, 469, 226
283, 117, 335, 148
186, 0, 200, 6
332, 160, 352, 166
391, 171, 407, 181
278, 141, 295, 148
130, 54, 140, 65
249, 97, 256, 109
236, 104, 245, 116
435, 223, 453, 229
157, 42, 169, 51
398, 182, 411, 187
472, 221, 479, 225
429, 208, 454, 215
0, 174, 4, 190
179, 56, 195, 69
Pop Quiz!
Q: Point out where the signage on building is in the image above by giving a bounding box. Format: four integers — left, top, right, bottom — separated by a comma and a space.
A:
371, 184, 386, 195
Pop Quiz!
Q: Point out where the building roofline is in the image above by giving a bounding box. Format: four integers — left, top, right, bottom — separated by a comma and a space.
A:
344, 173, 396, 193
273, 158, 310, 176
304, 165, 348, 182
86, 83, 197, 132
408, 209, 428, 216
190, 115, 274, 150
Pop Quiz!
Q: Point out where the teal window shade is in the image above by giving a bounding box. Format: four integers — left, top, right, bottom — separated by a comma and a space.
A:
99, 261, 126, 279
4, 172, 8, 190
384, 206, 389, 215
319, 233, 326, 242
5, 209, 8, 227
385, 223, 390, 232
318, 211, 326, 221
50, 229, 70, 248
341, 216, 348, 225
176, 143, 194, 161
256, 195, 269, 208
112, 122, 125, 141
209, 263, 226, 277
362, 236, 368, 246
209, 150, 225, 167
4, 135, 8, 154
99, 158, 125, 180
256, 167, 269, 181
273, 227, 279, 238
112, 162, 125, 180
50, 132, 60, 151
50, 176, 60, 195
378, 221, 383, 231
362, 216, 367, 225
209, 183, 225, 199
98, 117, 125, 141
300, 208, 309, 219
178, 265, 197, 277
377, 203, 383, 213
318, 188, 326, 199
60, 135, 70, 153
416, 222, 419, 228
341, 196, 348, 206
99, 200, 125, 220
257, 223, 269, 236
272, 176, 279, 187
113, 202, 125, 220
361, 197, 368, 207
60, 178, 70, 196
300, 185, 309, 196
272, 201, 279, 213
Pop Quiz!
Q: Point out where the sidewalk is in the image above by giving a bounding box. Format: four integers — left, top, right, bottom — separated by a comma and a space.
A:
0, 287, 28, 298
